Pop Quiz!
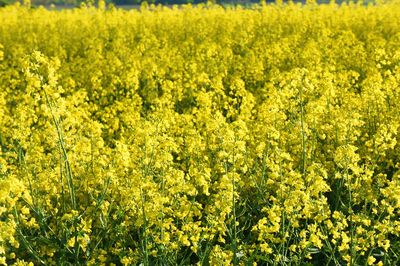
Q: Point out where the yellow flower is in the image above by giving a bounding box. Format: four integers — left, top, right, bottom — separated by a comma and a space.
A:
367, 256, 376, 265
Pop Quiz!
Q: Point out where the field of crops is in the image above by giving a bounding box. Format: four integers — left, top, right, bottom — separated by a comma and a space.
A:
1, 1, 400, 265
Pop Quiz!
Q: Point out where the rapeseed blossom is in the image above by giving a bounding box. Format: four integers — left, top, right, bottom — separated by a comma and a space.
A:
0, 1, 400, 265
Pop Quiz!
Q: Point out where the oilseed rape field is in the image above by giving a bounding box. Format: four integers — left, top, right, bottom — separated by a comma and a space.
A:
1, 1, 400, 265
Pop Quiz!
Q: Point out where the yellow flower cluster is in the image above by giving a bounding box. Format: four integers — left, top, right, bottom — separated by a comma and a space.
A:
1, 1, 400, 265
